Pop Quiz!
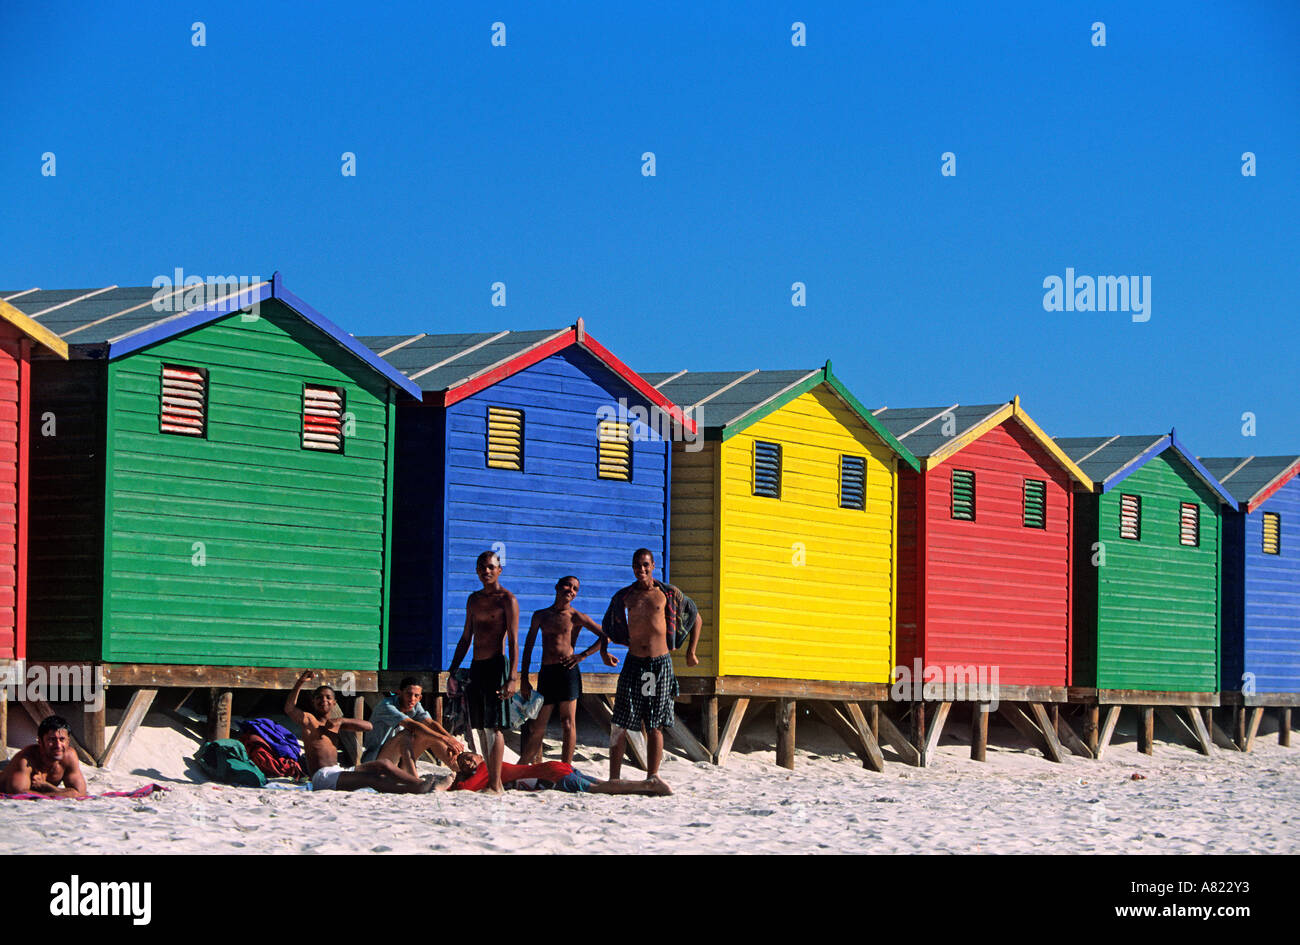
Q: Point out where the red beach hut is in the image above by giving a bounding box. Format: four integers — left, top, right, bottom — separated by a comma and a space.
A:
0, 298, 69, 661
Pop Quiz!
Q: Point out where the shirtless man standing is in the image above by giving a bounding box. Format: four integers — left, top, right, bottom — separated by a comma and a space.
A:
519, 576, 617, 765
284, 670, 434, 793
604, 549, 699, 785
447, 550, 520, 794
0, 715, 88, 797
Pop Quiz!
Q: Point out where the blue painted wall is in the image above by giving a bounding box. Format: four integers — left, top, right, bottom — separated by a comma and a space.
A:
387, 346, 670, 671
1223, 477, 1300, 694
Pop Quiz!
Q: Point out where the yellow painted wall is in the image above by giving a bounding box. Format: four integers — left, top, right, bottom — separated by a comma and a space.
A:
668, 440, 718, 676
717, 386, 896, 682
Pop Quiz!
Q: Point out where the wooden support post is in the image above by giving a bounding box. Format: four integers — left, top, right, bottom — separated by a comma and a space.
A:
701, 696, 719, 756
714, 697, 749, 766
867, 702, 879, 743
876, 709, 921, 767
1027, 703, 1065, 763
810, 701, 884, 772
843, 702, 885, 772
1183, 706, 1213, 756
1243, 707, 1264, 753
0, 687, 7, 762
1053, 710, 1094, 759
83, 700, 107, 761
1095, 705, 1121, 760
1280, 708, 1291, 748
1082, 704, 1100, 756
433, 695, 443, 727
1209, 710, 1239, 751
1138, 706, 1154, 755
1233, 705, 1247, 750
100, 688, 157, 770
970, 702, 989, 762
1155, 707, 1199, 751
350, 695, 365, 766
207, 688, 232, 742
775, 698, 796, 770
921, 701, 951, 766
664, 711, 712, 763
910, 701, 927, 766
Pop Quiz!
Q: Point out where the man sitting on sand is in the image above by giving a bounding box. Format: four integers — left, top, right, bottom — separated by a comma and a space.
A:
438, 751, 671, 796
0, 715, 88, 798
520, 575, 617, 765
285, 670, 435, 793
362, 676, 466, 773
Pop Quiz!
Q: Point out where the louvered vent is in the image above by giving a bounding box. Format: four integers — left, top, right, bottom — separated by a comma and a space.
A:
1179, 503, 1200, 547
486, 407, 524, 470
753, 441, 781, 498
840, 455, 866, 510
1023, 479, 1046, 529
951, 469, 975, 521
302, 385, 345, 452
598, 420, 632, 481
160, 364, 207, 437
1119, 494, 1141, 540
1263, 512, 1281, 555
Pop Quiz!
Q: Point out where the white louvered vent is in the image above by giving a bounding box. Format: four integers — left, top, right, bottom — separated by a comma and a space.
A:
160, 365, 207, 437
1119, 494, 1141, 541
1179, 502, 1200, 547
302, 385, 345, 452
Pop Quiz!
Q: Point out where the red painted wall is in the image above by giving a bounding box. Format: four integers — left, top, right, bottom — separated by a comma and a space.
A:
897, 420, 1074, 687
0, 324, 25, 660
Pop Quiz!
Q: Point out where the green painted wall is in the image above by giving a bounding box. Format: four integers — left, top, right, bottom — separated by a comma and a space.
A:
1091, 452, 1220, 691
100, 301, 393, 667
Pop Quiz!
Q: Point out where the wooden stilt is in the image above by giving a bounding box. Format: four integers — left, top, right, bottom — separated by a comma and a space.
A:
101, 688, 157, 770
1027, 703, 1065, 763
876, 709, 921, 767
970, 702, 989, 762
349, 695, 365, 766
1095, 705, 1121, 760
910, 701, 927, 766
19, 699, 96, 766
922, 701, 951, 766
1209, 710, 1239, 750
1183, 706, 1213, 756
664, 711, 712, 763
714, 697, 750, 766
867, 702, 879, 743
433, 695, 443, 727
1053, 710, 1094, 759
701, 696, 719, 756
1155, 707, 1199, 751
1244, 707, 1264, 753
207, 688, 232, 742
1233, 705, 1247, 750
811, 701, 883, 771
83, 700, 107, 761
843, 702, 885, 772
1083, 704, 1100, 756
775, 698, 796, 769
1138, 706, 1154, 755
1280, 708, 1291, 748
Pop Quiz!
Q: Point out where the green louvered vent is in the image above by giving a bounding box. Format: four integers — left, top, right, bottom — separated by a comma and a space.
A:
1023, 479, 1047, 529
1179, 503, 1200, 547
753, 441, 781, 499
951, 469, 975, 521
1120, 494, 1141, 540
1263, 513, 1281, 555
840, 455, 866, 510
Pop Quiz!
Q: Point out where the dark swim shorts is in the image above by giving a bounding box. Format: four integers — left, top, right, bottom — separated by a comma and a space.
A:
611, 653, 678, 730
467, 654, 510, 730
538, 663, 582, 705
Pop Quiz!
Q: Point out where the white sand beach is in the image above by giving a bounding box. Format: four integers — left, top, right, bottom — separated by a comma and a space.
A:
3, 707, 1297, 855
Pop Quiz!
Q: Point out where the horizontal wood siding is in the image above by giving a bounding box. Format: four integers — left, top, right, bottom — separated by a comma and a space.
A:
1241, 478, 1300, 692
718, 387, 895, 683
27, 359, 106, 660
923, 421, 1073, 686
441, 348, 670, 672
1095, 452, 1220, 692
668, 440, 717, 677
101, 301, 392, 667
0, 330, 20, 658
387, 402, 444, 668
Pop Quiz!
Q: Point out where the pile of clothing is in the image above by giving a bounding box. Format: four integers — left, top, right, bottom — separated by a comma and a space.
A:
235, 718, 304, 781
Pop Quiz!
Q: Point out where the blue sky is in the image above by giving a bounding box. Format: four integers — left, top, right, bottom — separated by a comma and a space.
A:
3, 1, 1297, 454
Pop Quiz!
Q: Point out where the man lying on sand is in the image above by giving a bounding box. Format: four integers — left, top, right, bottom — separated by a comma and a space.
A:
362, 676, 466, 774
438, 751, 671, 796
285, 670, 435, 794
0, 715, 89, 798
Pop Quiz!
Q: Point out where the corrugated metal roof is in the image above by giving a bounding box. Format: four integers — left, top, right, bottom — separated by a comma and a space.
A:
869, 404, 1005, 459
1054, 434, 1168, 483
357, 329, 565, 392
641, 369, 819, 431
1199, 455, 1300, 507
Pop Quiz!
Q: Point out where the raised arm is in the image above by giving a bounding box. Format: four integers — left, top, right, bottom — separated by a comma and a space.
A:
284, 669, 312, 724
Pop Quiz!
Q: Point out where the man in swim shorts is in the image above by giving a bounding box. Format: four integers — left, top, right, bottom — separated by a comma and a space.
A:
285, 670, 435, 793
440, 751, 671, 796
0, 715, 89, 797
520, 575, 617, 765
446, 550, 520, 794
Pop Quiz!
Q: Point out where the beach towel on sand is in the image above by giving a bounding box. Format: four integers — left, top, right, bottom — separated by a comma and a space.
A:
238, 733, 304, 781
195, 739, 267, 788
1, 783, 168, 801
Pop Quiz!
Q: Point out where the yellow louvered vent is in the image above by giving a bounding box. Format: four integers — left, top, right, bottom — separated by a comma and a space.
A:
302, 385, 345, 453
1263, 512, 1280, 555
1119, 494, 1141, 540
487, 406, 524, 470
160, 364, 207, 437
1179, 502, 1200, 547
597, 420, 632, 481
